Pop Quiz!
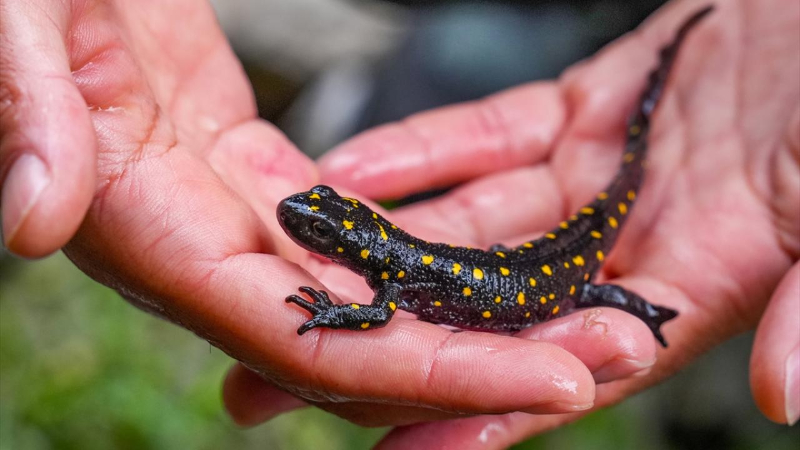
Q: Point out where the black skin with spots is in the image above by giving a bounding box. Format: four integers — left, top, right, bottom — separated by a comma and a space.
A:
278, 7, 714, 347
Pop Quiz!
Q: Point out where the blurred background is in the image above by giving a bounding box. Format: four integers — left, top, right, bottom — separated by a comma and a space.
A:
1, 0, 798, 449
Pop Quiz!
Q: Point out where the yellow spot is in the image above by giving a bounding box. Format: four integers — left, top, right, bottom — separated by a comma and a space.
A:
391, 224, 398, 229
517, 292, 526, 305
618, 202, 628, 215
342, 197, 359, 207
361, 249, 370, 259
627, 190, 636, 201
525, 312, 531, 318
573, 255, 585, 266
361, 322, 370, 329
343, 220, 354, 230
422, 255, 434, 265
385, 257, 390, 264
584, 273, 591, 281
337, 247, 344, 253
523, 242, 533, 248
559, 221, 569, 229
597, 192, 609, 200
570, 285, 576, 295
623, 152, 635, 163
309, 205, 320, 211
397, 270, 405, 278
434, 301, 442, 307
351, 304, 360, 309
409, 244, 415, 248
564, 261, 570, 269
540, 296, 547, 304
377, 223, 388, 241
452, 263, 462, 275
463, 287, 472, 296
499, 267, 510, 276
495, 251, 506, 258
580, 207, 595, 215
552, 306, 560, 315
372, 213, 378, 219
389, 302, 397, 311
549, 293, 555, 300
381, 271, 389, 280
596, 250, 605, 261
545, 233, 557, 239
482, 311, 492, 319
542, 265, 553, 276
630, 124, 641, 135
608, 217, 619, 229
570, 214, 578, 221
494, 296, 502, 304
473, 268, 484, 280
529, 277, 537, 287
309, 193, 321, 200
591, 230, 603, 239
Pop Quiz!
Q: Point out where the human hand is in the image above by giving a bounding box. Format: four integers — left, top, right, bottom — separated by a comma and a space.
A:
223, 0, 800, 446
1, 0, 644, 429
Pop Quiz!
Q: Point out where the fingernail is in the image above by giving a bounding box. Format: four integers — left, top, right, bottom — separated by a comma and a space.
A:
523, 401, 594, 414
785, 345, 799, 426
1, 154, 50, 248
592, 357, 656, 384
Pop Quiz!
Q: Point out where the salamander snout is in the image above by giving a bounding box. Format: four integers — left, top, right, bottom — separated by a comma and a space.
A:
276, 189, 351, 256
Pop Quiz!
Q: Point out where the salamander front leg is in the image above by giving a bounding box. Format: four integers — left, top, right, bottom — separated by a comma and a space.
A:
579, 284, 678, 347
286, 285, 400, 335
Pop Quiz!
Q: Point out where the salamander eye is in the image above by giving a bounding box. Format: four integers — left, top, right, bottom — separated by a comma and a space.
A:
311, 221, 335, 239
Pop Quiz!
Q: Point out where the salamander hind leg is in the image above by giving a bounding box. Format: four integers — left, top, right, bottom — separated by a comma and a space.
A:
579, 284, 678, 347
286, 285, 398, 335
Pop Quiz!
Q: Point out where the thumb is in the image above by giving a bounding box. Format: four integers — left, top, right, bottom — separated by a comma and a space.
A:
0, 0, 96, 257
750, 262, 800, 425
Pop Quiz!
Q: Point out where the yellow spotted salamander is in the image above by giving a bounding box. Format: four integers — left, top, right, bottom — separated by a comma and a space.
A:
278, 7, 713, 347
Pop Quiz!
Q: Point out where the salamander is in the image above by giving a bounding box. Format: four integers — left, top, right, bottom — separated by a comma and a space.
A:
277, 7, 713, 347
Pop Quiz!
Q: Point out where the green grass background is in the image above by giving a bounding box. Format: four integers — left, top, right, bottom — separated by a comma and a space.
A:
1, 251, 797, 449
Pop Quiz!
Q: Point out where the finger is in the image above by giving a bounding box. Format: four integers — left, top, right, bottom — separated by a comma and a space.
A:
518, 307, 657, 383
750, 262, 800, 425
390, 166, 565, 246
222, 363, 307, 427
220, 306, 655, 427
314, 307, 655, 426
0, 1, 96, 257
318, 83, 566, 199
208, 255, 596, 416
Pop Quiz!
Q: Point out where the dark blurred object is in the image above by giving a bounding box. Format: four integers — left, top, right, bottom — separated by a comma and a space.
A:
241, 62, 302, 122
280, 0, 668, 156
355, 0, 667, 129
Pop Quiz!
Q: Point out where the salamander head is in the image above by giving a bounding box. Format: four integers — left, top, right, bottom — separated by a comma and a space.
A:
277, 185, 374, 258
